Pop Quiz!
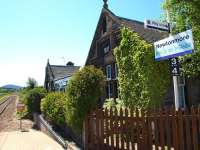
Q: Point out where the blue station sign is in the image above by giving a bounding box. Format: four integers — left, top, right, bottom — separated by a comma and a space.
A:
144, 20, 169, 32
154, 29, 194, 61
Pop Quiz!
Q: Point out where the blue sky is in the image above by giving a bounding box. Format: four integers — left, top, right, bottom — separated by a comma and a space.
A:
0, 0, 164, 86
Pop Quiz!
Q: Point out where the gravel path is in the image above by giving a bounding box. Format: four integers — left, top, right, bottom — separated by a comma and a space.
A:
0, 95, 34, 132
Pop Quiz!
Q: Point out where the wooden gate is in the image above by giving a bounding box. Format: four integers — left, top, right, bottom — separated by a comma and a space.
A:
84, 107, 200, 150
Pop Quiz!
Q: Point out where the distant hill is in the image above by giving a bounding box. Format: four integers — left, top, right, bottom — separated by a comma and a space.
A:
1, 84, 22, 90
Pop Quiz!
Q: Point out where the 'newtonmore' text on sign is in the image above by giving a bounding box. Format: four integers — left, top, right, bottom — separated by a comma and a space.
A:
154, 29, 194, 61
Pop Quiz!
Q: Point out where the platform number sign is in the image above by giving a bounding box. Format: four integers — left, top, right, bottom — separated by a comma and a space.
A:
169, 57, 180, 76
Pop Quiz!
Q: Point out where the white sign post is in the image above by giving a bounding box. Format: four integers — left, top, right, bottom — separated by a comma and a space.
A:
17, 103, 25, 131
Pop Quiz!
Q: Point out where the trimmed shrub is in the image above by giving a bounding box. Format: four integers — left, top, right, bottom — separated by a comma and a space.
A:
25, 87, 47, 114
65, 66, 105, 133
41, 92, 67, 125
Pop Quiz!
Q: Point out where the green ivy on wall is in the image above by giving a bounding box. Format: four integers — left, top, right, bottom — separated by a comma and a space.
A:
114, 27, 170, 109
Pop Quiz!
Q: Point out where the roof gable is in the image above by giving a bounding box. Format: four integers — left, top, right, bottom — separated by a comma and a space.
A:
50, 65, 80, 81
116, 16, 167, 43
85, 8, 120, 64
85, 8, 168, 65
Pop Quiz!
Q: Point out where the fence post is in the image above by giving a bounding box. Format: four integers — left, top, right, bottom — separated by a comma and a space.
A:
171, 107, 179, 150
114, 107, 120, 149
95, 109, 100, 150
83, 115, 89, 150
146, 108, 152, 149
110, 108, 114, 148
135, 108, 141, 150
159, 108, 164, 149
185, 107, 191, 150
100, 108, 104, 149
191, 107, 198, 150
120, 108, 124, 149
177, 108, 184, 150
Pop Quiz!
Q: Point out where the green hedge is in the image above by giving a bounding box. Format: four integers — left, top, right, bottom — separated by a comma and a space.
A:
25, 87, 47, 114
41, 92, 67, 125
65, 66, 105, 133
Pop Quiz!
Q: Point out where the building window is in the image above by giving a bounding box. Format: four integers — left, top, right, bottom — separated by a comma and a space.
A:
104, 45, 110, 54
106, 65, 112, 80
115, 63, 118, 79
102, 17, 107, 33
107, 82, 113, 98
101, 17, 108, 36
101, 39, 110, 55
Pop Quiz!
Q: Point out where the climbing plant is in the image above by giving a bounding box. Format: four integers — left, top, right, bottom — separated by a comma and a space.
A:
114, 27, 170, 109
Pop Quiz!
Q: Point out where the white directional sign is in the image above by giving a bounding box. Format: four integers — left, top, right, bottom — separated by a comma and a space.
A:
154, 29, 194, 61
144, 20, 169, 32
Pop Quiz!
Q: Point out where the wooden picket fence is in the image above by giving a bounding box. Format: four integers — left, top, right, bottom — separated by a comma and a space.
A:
84, 106, 200, 150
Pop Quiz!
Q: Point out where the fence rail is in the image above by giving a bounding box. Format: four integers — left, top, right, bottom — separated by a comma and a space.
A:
84, 107, 200, 150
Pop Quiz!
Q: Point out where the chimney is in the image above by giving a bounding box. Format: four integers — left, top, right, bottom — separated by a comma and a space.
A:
47, 58, 49, 63
66, 61, 74, 66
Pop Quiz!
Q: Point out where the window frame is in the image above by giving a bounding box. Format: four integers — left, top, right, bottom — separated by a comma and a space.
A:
106, 64, 112, 80
115, 63, 118, 79
107, 82, 112, 98
103, 45, 110, 54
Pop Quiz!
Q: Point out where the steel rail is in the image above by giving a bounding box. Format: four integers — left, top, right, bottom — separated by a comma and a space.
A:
0, 96, 12, 115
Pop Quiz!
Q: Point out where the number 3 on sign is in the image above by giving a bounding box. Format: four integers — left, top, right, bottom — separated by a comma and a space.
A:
171, 58, 178, 66
171, 58, 177, 65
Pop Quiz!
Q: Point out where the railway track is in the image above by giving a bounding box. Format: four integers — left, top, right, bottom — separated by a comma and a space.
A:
0, 96, 13, 115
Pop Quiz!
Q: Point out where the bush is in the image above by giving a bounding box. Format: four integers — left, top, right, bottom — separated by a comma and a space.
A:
25, 87, 47, 114
41, 92, 67, 125
65, 66, 105, 133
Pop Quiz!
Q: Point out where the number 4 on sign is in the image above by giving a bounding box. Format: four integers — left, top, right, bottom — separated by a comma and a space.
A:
172, 68, 178, 74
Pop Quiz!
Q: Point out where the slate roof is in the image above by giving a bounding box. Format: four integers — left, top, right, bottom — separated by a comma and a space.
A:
116, 16, 168, 43
104, 7, 168, 43
49, 65, 80, 81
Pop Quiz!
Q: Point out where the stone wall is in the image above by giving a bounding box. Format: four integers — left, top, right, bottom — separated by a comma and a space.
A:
33, 113, 67, 149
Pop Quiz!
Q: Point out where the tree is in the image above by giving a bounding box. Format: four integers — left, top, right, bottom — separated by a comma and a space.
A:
162, 0, 200, 77
114, 27, 170, 109
26, 77, 38, 89
65, 66, 105, 133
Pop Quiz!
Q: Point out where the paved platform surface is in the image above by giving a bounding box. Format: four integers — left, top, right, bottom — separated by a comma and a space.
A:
0, 129, 64, 150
